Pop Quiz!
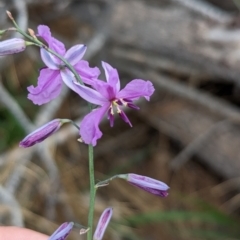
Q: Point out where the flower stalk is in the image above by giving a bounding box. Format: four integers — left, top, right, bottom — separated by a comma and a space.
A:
87, 144, 96, 240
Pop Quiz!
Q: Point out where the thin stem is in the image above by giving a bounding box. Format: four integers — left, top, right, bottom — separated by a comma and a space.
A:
95, 175, 119, 188
70, 120, 80, 130
87, 144, 96, 240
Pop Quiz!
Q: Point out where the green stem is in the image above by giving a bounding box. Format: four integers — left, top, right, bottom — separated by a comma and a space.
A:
87, 144, 96, 240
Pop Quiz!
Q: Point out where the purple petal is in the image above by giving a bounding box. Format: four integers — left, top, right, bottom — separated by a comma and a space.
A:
127, 174, 169, 197
40, 48, 60, 69
64, 44, 87, 66
130, 182, 169, 197
74, 60, 100, 85
37, 25, 52, 45
102, 61, 120, 93
118, 110, 132, 127
72, 80, 108, 105
49, 222, 74, 240
37, 25, 66, 55
127, 102, 140, 110
117, 79, 155, 101
80, 104, 110, 146
27, 68, 62, 105
60, 68, 80, 93
93, 208, 113, 240
93, 81, 116, 100
0, 38, 26, 56
19, 119, 63, 148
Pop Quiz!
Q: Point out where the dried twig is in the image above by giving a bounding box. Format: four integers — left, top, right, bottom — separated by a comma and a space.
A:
0, 78, 34, 133
170, 120, 229, 170
13, 0, 28, 34
0, 185, 23, 226
172, 0, 235, 23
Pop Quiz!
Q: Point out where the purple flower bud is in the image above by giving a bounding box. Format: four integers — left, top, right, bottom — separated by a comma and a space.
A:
93, 208, 113, 240
0, 38, 26, 56
120, 174, 169, 197
49, 222, 74, 240
19, 119, 68, 148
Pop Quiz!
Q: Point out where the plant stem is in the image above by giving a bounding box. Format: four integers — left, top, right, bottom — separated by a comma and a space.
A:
87, 144, 96, 240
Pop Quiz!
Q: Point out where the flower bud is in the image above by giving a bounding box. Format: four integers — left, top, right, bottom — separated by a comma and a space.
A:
49, 222, 74, 240
119, 173, 169, 197
0, 38, 26, 56
19, 119, 69, 148
93, 208, 113, 240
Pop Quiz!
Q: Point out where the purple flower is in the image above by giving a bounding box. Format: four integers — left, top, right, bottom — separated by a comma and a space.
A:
73, 61, 155, 146
49, 222, 73, 240
27, 25, 100, 105
0, 38, 26, 56
19, 119, 67, 148
93, 208, 113, 240
119, 174, 169, 197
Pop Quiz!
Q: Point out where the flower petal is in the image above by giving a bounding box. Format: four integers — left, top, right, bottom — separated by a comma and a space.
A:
80, 104, 110, 146
74, 60, 100, 85
71, 79, 108, 105
102, 61, 120, 93
37, 25, 66, 55
40, 48, 59, 69
64, 44, 87, 66
118, 109, 132, 127
93, 81, 116, 100
60, 68, 80, 93
49, 222, 74, 240
93, 208, 113, 240
117, 79, 155, 101
27, 68, 62, 105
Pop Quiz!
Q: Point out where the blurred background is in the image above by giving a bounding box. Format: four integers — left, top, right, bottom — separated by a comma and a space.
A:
1, 0, 240, 239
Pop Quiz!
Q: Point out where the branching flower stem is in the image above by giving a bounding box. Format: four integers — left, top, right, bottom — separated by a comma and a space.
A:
7, 12, 96, 240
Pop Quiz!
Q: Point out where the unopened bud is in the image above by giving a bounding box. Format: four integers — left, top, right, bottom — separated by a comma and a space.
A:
120, 173, 169, 197
6, 11, 13, 20
0, 38, 26, 56
28, 28, 36, 38
49, 222, 73, 240
93, 208, 113, 240
19, 119, 70, 148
